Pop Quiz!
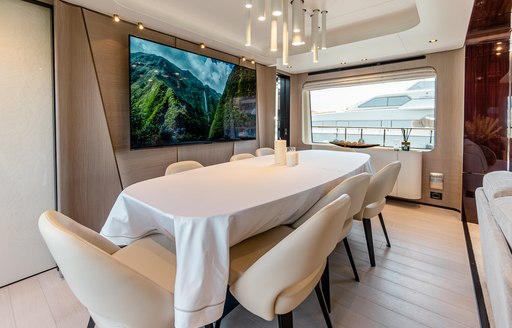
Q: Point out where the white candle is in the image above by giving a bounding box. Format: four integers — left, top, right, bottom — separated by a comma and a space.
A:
286, 151, 298, 167
274, 140, 287, 165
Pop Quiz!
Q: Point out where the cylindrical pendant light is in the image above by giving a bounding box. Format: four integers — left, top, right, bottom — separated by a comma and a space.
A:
258, 0, 266, 21
300, 9, 306, 46
292, 0, 302, 33
270, 16, 278, 51
311, 9, 319, 62
245, 0, 253, 8
321, 10, 327, 49
271, 0, 282, 16
311, 9, 319, 52
245, 9, 251, 46
282, 0, 289, 65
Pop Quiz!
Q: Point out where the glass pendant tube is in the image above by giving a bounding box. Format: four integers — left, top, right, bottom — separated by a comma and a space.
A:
321, 10, 327, 49
271, 0, 282, 16
245, 9, 251, 46
258, 0, 266, 21
271, 16, 278, 51
282, 0, 289, 65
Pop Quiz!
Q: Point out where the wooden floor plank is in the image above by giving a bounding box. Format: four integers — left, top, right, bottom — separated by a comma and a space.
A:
37, 270, 90, 328
0, 287, 16, 328
9, 275, 56, 328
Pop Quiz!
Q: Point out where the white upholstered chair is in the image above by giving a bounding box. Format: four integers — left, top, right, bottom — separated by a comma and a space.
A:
292, 173, 371, 310
226, 194, 351, 328
38, 210, 176, 328
255, 147, 275, 157
165, 160, 203, 175
354, 161, 401, 267
229, 153, 255, 161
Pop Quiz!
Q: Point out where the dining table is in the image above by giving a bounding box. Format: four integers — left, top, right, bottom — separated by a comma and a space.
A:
101, 149, 373, 328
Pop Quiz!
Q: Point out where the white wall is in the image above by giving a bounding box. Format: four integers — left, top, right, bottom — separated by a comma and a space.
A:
0, 0, 55, 286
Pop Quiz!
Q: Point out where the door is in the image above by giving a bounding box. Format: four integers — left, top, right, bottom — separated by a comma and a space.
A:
0, 0, 56, 286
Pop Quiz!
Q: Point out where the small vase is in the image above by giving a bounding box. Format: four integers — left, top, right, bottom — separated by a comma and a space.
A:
401, 141, 410, 151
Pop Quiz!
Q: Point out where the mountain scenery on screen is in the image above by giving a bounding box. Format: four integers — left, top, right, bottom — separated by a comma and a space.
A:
129, 36, 257, 148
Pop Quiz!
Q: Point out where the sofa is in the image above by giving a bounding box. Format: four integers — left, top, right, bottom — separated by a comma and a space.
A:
476, 171, 512, 327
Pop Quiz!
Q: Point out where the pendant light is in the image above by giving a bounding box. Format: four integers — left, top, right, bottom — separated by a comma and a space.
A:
245, 8, 251, 46
271, 0, 282, 16
282, 0, 289, 65
311, 9, 319, 62
321, 10, 327, 49
270, 16, 278, 51
258, 0, 266, 21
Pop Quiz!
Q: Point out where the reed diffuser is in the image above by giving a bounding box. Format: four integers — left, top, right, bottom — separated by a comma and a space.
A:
401, 128, 412, 151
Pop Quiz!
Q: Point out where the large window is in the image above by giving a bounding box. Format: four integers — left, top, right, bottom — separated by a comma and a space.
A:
303, 69, 437, 149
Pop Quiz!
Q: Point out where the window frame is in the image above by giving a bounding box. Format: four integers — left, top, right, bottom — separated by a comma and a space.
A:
302, 67, 437, 150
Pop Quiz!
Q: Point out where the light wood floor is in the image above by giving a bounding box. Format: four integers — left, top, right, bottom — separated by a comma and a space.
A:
0, 200, 484, 328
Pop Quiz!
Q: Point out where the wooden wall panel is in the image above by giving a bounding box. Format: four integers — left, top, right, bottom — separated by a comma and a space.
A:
234, 140, 258, 155
177, 142, 234, 166
290, 49, 465, 211
256, 64, 277, 148
54, 1, 122, 231
83, 9, 178, 187
424, 49, 465, 211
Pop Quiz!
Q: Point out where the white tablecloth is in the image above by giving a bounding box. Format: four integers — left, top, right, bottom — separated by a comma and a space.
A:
101, 150, 373, 327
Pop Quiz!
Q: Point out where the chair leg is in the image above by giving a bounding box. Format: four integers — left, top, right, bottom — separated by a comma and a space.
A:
204, 324, 214, 328
314, 283, 333, 328
87, 316, 95, 328
214, 319, 222, 328
343, 238, 360, 282
320, 257, 331, 313
362, 218, 376, 267
277, 312, 293, 328
378, 212, 391, 247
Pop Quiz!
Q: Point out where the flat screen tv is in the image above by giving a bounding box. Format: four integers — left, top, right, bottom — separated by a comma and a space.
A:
129, 35, 257, 149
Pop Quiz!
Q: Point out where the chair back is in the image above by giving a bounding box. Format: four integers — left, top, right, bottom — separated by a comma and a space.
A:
363, 161, 401, 206
230, 194, 351, 320
230, 153, 255, 161
255, 147, 275, 157
165, 160, 203, 175
38, 211, 174, 328
292, 173, 371, 229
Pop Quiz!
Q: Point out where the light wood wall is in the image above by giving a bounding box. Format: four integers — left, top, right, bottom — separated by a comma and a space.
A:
290, 49, 465, 211
54, 1, 122, 231
54, 1, 276, 230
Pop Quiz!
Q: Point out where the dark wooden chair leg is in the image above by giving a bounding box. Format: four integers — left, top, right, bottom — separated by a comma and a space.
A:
277, 312, 293, 328
214, 319, 222, 328
314, 283, 333, 328
320, 257, 331, 313
363, 218, 376, 267
378, 212, 391, 247
87, 316, 95, 328
343, 238, 360, 282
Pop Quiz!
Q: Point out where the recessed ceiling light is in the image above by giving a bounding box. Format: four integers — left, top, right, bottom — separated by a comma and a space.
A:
286, 65, 292, 68
137, 22, 144, 30
429, 38, 438, 43
199, 43, 206, 49
251, 59, 256, 64
113, 14, 120, 22
242, 56, 246, 62
245, 0, 253, 8
361, 58, 368, 61
340, 61, 347, 65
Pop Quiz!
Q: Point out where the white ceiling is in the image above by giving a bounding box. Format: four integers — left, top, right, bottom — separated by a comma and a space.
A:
65, 0, 475, 74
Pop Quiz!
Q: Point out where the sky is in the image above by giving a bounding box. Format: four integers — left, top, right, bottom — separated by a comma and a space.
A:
310, 78, 435, 113
130, 36, 234, 94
